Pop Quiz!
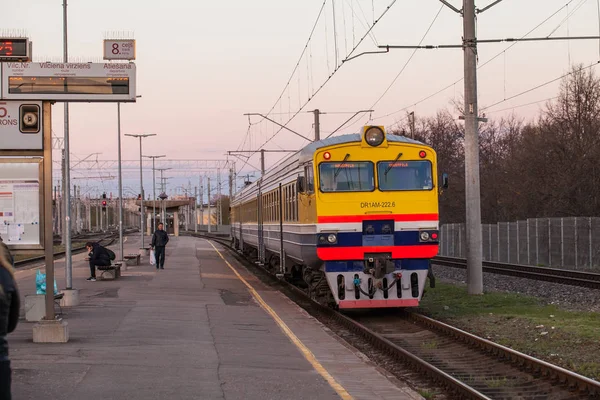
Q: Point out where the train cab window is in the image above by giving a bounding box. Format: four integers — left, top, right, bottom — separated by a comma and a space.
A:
377, 160, 433, 191
304, 165, 315, 193
319, 161, 375, 192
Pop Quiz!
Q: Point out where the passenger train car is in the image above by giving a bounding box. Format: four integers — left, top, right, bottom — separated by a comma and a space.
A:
231, 126, 447, 309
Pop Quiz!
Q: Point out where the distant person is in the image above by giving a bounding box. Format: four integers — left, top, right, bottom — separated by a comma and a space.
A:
85, 241, 111, 281
151, 223, 169, 270
0, 235, 19, 400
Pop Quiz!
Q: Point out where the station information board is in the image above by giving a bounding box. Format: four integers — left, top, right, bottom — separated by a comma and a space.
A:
103, 39, 136, 60
0, 159, 42, 248
0, 38, 29, 61
0, 101, 43, 150
1, 62, 136, 102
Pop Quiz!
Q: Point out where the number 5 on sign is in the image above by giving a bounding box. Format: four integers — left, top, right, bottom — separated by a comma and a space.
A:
103, 39, 136, 60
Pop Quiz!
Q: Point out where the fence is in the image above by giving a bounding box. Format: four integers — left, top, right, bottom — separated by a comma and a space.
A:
440, 217, 600, 270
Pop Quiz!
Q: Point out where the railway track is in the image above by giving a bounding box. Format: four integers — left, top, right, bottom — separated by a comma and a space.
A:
187, 232, 600, 399
433, 256, 600, 289
14, 231, 126, 268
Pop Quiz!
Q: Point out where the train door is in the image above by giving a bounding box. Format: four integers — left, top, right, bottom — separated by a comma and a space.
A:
257, 183, 265, 265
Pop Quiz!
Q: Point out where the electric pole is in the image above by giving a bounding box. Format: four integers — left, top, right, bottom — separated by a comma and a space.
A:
462, 0, 484, 295
313, 109, 320, 141
408, 111, 415, 139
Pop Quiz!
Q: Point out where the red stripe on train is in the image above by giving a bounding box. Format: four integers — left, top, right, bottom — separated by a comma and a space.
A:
317, 213, 439, 223
317, 245, 439, 260
338, 299, 420, 309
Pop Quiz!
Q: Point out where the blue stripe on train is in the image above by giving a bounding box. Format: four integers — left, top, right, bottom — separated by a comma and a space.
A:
318, 231, 438, 247
325, 259, 430, 272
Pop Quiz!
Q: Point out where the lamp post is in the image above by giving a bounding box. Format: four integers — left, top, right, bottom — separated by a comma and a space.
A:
144, 155, 165, 234
117, 95, 141, 260
156, 168, 171, 224
125, 133, 155, 248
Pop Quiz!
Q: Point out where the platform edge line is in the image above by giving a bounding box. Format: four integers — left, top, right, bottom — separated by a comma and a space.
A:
206, 240, 353, 400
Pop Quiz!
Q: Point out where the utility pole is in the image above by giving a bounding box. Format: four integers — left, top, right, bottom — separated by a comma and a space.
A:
125, 133, 156, 248
144, 155, 166, 233
62, 0, 74, 291
117, 102, 124, 260
207, 177, 211, 233
228, 150, 295, 178
194, 186, 198, 233
313, 109, 321, 141
200, 177, 204, 229
462, 0, 484, 295
408, 111, 415, 139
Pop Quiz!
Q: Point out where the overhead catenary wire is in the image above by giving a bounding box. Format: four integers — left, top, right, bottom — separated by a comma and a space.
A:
481, 60, 600, 112
371, 0, 582, 122
368, 5, 444, 111
236, 0, 398, 176
485, 96, 559, 114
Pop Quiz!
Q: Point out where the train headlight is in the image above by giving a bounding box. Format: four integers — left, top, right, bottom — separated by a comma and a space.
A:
419, 231, 430, 241
327, 234, 337, 243
364, 127, 385, 147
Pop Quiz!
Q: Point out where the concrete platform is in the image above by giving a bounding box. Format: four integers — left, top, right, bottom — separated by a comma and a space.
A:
7, 235, 422, 400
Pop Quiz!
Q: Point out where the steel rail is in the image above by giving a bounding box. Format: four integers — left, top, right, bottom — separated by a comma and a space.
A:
185, 232, 600, 398
433, 256, 600, 289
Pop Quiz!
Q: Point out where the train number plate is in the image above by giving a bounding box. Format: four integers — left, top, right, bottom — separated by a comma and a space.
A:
360, 201, 395, 208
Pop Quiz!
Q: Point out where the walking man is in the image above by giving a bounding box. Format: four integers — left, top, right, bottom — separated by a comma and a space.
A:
0, 235, 19, 400
151, 222, 169, 270
85, 241, 111, 281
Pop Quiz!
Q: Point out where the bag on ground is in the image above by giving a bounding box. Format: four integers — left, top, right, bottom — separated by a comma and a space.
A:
35, 269, 59, 295
149, 249, 156, 265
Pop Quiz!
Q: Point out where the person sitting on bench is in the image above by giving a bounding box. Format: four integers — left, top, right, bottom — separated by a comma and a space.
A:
85, 242, 111, 282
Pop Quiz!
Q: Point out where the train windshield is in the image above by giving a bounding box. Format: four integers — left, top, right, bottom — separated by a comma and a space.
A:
378, 160, 433, 191
319, 161, 374, 192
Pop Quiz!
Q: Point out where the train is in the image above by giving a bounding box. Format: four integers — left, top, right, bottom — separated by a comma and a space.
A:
230, 125, 447, 309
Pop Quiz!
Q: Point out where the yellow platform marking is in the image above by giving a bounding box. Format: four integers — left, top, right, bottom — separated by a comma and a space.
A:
200, 272, 240, 280
207, 241, 353, 400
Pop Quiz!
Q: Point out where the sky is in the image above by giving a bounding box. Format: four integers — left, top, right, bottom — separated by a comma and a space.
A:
1, 0, 599, 197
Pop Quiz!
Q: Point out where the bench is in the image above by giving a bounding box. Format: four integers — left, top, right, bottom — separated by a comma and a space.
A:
97, 262, 122, 280
139, 247, 150, 257
54, 293, 64, 317
124, 254, 141, 266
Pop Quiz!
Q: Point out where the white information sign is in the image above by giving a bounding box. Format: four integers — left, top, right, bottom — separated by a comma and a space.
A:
1, 62, 136, 102
0, 101, 43, 150
0, 161, 41, 246
103, 39, 136, 60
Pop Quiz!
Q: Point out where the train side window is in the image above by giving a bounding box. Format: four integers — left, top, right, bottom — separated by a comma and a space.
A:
304, 165, 314, 193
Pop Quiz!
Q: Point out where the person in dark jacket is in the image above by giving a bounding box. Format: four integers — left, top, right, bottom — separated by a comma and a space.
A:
0, 235, 19, 400
85, 242, 111, 281
151, 223, 169, 270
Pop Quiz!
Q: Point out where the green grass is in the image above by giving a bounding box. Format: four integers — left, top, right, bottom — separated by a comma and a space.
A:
421, 339, 439, 350
420, 282, 600, 340
418, 282, 600, 380
417, 389, 438, 399
484, 376, 510, 388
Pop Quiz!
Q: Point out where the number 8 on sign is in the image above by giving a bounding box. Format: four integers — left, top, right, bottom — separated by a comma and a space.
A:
112, 43, 120, 55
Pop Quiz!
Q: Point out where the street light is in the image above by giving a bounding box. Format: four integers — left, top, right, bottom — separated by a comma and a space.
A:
144, 154, 166, 233
125, 133, 156, 248
156, 168, 171, 224
117, 94, 141, 260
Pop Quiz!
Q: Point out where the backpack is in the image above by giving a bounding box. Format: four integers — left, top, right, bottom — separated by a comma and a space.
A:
106, 248, 116, 261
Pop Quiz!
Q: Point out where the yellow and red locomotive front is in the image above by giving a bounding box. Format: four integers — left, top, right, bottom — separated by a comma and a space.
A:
314, 126, 442, 309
